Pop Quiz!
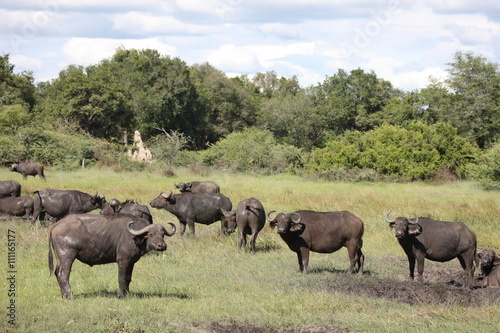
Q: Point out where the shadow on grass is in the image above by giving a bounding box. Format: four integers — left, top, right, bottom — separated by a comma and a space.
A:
308, 266, 374, 276
79, 290, 191, 299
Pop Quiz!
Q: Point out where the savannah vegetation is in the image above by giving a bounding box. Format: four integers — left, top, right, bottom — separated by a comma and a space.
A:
0, 50, 499, 188
0, 168, 499, 333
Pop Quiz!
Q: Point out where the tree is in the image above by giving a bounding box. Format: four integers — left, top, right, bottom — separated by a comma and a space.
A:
444, 51, 500, 148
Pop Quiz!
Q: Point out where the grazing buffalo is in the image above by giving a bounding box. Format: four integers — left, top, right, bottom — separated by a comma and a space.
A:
220, 197, 266, 253
385, 212, 477, 288
101, 199, 152, 223
174, 181, 220, 193
0, 180, 21, 198
48, 213, 176, 298
0, 196, 34, 217
150, 191, 232, 236
32, 189, 106, 226
9, 162, 45, 180
267, 210, 365, 274
477, 248, 500, 287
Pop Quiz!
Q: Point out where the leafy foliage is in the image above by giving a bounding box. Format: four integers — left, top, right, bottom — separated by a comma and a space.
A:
200, 128, 302, 173
468, 142, 500, 190
308, 123, 480, 181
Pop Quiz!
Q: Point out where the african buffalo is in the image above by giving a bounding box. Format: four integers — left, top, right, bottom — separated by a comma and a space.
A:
150, 191, 232, 236
220, 197, 266, 253
9, 162, 45, 180
0, 180, 21, 198
32, 189, 106, 226
385, 212, 477, 288
0, 196, 34, 217
101, 199, 152, 223
267, 210, 365, 274
48, 213, 176, 298
477, 248, 500, 287
174, 181, 220, 193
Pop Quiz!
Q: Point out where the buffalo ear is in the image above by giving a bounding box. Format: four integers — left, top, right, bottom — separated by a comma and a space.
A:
290, 223, 305, 233
388, 222, 395, 229
408, 223, 422, 236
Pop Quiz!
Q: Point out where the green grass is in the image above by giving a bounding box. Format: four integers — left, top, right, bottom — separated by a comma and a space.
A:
0, 167, 499, 332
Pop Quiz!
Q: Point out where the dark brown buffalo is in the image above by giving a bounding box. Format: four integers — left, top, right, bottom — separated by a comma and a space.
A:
0, 196, 34, 217
385, 212, 477, 288
32, 189, 106, 226
220, 197, 266, 253
48, 213, 176, 298
267, 210, 365, 274
0, 180, 21, 198
477, 248, 500, 287
174, 181, 220, 193
9, 162, 45, 180
150, 191, 232, 236
101, 199, 152, 223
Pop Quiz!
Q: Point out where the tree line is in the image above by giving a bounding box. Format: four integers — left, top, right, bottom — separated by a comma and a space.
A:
0, 49, 499, 187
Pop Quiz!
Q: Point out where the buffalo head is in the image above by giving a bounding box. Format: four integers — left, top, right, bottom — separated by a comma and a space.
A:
267, 210, 304, 234
477, 248, 500, 273
90, 192, 106, 208
127, 221, 176, 251
220, 208, 236, 234
385, 211, 422, 238
174, 182, 191, 192
150, 191, 175, 208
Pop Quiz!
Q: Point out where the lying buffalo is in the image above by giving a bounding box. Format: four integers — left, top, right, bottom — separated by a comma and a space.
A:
0, 196, 34, 217
150, 191, 232, 236
220, 197, 266, 253
174, 181, 220, 193
9, 162, 45, 180
267, 210, 365, 274
477, 248, 500, 287
101, 199, 152, 223
0, 180, 21, 198
385, 212, 477, 288
48, 213, 176, 298
32, 189, 106, 226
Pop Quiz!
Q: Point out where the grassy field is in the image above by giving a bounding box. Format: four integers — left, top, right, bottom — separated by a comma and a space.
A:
0, 167, 499, 333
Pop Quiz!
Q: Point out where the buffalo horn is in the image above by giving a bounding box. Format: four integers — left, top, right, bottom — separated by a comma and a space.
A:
160, 191, 173, 199
291, 212, 302, 224
266, 210, 277, 222
385, 211, 396, 223
409, 214, 419, 224
163, 222, 176, 237
128, 222, 155, 236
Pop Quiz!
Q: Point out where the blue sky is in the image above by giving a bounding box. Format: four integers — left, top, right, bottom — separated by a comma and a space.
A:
1, 0, 499, 91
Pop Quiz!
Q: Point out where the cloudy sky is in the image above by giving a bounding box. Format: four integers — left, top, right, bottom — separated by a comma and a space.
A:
1, 0, 499, 91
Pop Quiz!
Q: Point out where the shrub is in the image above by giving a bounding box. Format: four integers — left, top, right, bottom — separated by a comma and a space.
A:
308, 123, 481, 181
200, 128, 302, 173
468, 142, 500, 190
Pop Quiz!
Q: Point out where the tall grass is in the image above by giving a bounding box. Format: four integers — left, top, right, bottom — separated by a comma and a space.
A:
0, 167, 498, 332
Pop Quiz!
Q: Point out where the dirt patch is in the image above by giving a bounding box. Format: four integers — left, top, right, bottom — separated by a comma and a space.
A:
206, 322, 358, 333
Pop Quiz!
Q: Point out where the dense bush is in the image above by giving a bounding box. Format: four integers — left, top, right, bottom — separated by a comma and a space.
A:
468, 142, 500, 190
200, 128, 303, 173
307, 123, 481, 181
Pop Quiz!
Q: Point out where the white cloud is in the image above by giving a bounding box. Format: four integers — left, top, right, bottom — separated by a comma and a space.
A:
61, 37, 177, 66
205, 44, 261, 73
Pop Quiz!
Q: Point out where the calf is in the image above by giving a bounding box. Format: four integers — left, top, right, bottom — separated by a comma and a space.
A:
174, 181, 220, 193
101, 199, 152, 223
477, 248, 500, 287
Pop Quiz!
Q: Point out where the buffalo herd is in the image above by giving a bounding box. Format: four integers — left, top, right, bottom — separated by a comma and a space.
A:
1, 169, 498, 298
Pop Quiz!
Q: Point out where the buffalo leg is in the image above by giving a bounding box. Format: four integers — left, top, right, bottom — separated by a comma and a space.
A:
249, 232, 258, 254
457, 255, 475, 288
297, 248, 310, 273
187, 220, 196, 235
54, 255, 76, 299
237, 231, 247, 251
346, 241, 363, 274
179, 222, 187, 236
407, 256, 416, 280
117, 260, 135, 298
416, 256, 425, 282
